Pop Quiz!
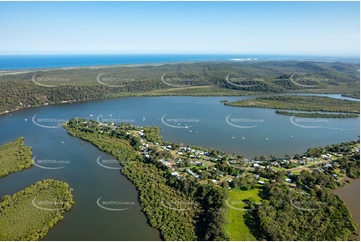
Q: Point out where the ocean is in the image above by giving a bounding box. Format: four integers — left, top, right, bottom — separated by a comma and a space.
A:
0, 54, 358, 70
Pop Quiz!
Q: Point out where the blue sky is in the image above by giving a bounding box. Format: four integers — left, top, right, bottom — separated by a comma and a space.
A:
0, 1, 359, 56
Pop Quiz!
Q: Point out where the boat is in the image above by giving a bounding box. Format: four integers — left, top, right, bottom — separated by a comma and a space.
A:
265, 138, 269, 141
189, 130, 192, 133
61, 141, 64, 144
90, 114, 93, 117
231, 136, 235, 139
242, 136, 245, 140
143, 117, 145, 121
24, 118, 27, 121
290, 135, 293, 138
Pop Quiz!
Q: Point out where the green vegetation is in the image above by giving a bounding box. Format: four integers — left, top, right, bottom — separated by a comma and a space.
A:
342, 93, 360, 99
305, 141, 360, 179
0, 137, 33, 177
254, 182, 355, 240
225, 188, 262, 241
0, 61, 359, 114
225, 95, 360, 113
0, 179, 74, 240
275, 110, 359, 118
64, 118, 229, 240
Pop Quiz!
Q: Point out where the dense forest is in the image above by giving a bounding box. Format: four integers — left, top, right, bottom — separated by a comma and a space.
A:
0, 137, 33, 177
254, 182, 355, 240
64, 118, 228, 240
0, 61, 359, 114
0, 179, 74, 240
225, 95, 360, 113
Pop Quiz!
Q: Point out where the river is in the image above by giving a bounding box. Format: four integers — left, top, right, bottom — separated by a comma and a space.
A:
0, 94, 359, 240
333, 179, 360, 240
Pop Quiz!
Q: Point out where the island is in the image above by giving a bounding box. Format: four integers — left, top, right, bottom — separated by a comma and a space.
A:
0, 179, 74, 240
223, 95, 360, 114
0, 137, 33, 178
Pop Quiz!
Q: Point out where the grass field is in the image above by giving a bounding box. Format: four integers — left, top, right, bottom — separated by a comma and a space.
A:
224, 188, 262, 241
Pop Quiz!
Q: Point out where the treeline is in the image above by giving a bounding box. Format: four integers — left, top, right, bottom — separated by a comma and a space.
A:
0, 61, 359, 114
0, 179, 74, 240
0, 137, 33, 177
225, 95, 360, 113
276, 110, 359, 118
64, 118, 229, 240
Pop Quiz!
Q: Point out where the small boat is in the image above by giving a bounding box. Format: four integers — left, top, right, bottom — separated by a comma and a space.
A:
196, 131, 198, 134
242, 136, 245, 140
90, 114, 93, 117
61, 141, 64, 144
340, 129, 343, 132
25, 118, 27, 121
290, 135, 293, 138
231, 136, 235, 139
265, 138, 268, 141
110, 114, 112, 117
189, 130, 192, 133
143, 117, 145, 121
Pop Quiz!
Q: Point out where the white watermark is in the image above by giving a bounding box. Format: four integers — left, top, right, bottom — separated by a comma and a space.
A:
161, 74, 201, 88
96, 197, 135, 211
225, 114, 263, 129
32, 73, 70, 87
290, 115, 328, 129
161, 199, 199, 211
97, 73, 134, 88
225, 74, 258, 88
32, 156, 70, 170
160, 114, 199, 129
32, 198, 66, 211
96, 114, 135, 124
32, 114, 67, 129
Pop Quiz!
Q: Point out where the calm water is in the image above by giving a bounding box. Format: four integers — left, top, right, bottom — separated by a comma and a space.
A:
333, 179, 360, 240
0, 94, 359, 240
0, 54, 359, 70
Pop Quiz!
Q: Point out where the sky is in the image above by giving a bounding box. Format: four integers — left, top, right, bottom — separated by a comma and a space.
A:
0, 1, 359, 56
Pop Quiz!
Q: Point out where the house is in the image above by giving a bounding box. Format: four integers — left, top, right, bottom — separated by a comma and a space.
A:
253, 163, 260, 167
171, 172, 179, 177
258, 180, 265, 185
253, 174, 260, 179
285, 178, 292, 183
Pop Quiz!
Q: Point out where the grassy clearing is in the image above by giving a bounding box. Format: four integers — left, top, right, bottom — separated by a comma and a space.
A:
225, 188, 262, 241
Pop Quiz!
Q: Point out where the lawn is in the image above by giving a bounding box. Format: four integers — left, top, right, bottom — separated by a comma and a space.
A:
224, 188, 262, 241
